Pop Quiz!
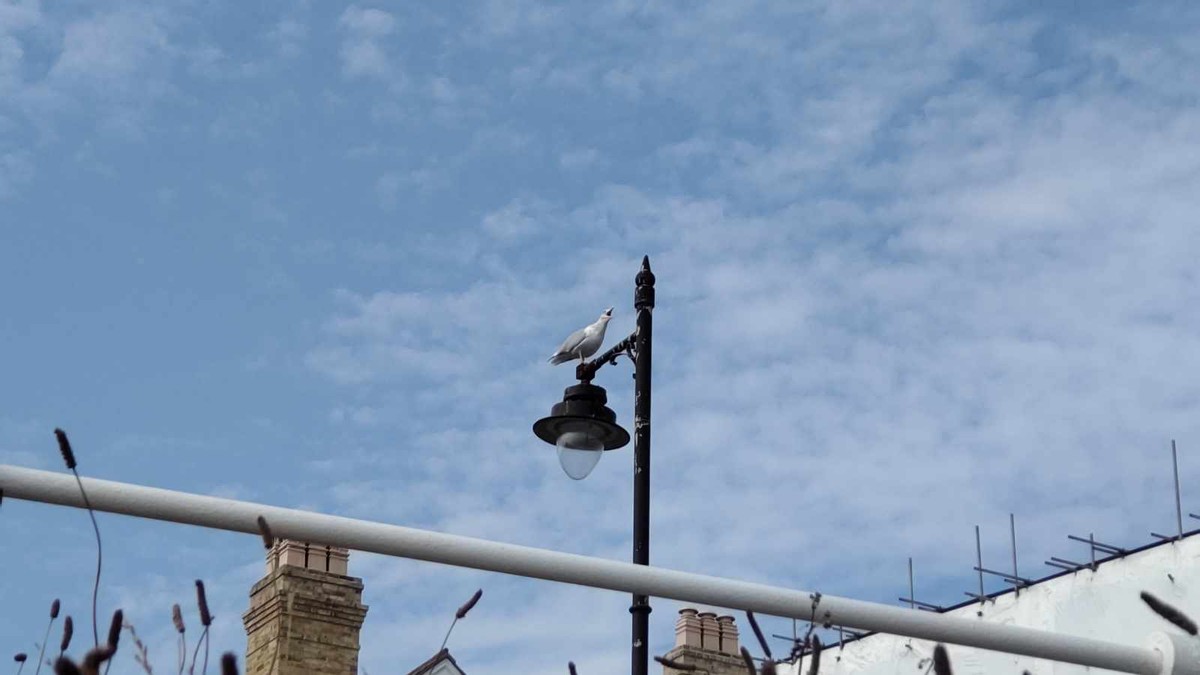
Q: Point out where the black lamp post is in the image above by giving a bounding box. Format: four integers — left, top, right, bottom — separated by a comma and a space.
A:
534, 255, 655, 675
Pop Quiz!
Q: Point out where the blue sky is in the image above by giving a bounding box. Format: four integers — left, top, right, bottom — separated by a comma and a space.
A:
3, 1, 1200, 673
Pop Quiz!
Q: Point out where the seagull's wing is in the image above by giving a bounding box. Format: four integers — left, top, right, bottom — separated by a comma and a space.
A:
549, 327, 589, 364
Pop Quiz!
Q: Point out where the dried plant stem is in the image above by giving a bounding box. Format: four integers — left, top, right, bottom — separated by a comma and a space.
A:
123, 622, 153, 675
188, 627, 209, 675
439, 618, 458, 652
55, 429, 102, 648
177, 634, 186, 675
744, 611, 773, 659
201, 631, 209, 675
35, 616, 59, 675
72, 468, 103, 648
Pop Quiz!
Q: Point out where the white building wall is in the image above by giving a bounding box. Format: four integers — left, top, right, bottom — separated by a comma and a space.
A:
781, 536, 1200, 675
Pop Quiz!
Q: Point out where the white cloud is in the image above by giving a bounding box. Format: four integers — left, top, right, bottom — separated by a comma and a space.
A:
0, 150, 31, 198
559, 147, 599, 170
340, 6, 396, 37
49, 9, 169, 84
266, 17, 307, 59
0, 0, 41, 96
480, 197, 550, 240
6, 3, 1200, 675
0, 6, 178, 138
296, 5, 1200, 671
0, 5, 39, 140
375, 166, 449, 208
338, 6, 396, 80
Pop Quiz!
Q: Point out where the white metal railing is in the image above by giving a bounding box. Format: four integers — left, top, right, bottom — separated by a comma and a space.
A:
0, 464, 1188, 675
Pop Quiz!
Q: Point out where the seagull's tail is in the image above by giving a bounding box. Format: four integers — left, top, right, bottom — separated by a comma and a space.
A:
548, 352, 572, 365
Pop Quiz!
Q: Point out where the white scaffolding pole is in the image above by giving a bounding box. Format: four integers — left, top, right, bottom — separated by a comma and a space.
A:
0, 464, 1180, 675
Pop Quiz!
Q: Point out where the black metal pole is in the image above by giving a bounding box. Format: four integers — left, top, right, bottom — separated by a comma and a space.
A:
631, 255, 654, 675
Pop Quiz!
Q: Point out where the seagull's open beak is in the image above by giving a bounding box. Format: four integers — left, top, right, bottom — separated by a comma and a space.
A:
603, 307, 613, 317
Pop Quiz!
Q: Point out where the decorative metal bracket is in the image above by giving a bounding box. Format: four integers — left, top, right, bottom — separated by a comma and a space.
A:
575, 331, 637, 383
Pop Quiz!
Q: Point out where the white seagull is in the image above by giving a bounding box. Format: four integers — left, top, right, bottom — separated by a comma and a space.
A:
548, 308, 613, 365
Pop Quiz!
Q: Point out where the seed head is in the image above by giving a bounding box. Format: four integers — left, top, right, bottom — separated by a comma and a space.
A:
196, 580, 212, 626
933, 644, 953, 675
54, 429, 77, 470
52, 657, 81, 675
1141, 591, 1199, 635
256, 516, 274, 550
456, 589, 483, 620
61, 615, 74, 652
82, 645, 115, 671
106, 610, 123, 649
740, 647, 757, 675
172, 603, 186, 633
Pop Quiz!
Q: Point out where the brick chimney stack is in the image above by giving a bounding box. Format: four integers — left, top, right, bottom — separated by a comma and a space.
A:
660, 608, 746, 675
243, 539, 368, 675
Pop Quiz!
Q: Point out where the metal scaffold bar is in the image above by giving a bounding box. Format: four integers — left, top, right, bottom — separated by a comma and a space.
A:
0, 464, 1167, 675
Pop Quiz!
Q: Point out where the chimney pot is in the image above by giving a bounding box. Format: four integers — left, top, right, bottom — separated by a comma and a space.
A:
675, 608, 703, 648
717, 615, 740, 655
698, 612, 719, 651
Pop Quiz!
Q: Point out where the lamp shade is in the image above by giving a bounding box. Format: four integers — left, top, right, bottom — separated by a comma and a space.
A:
534, 383, 630, 479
